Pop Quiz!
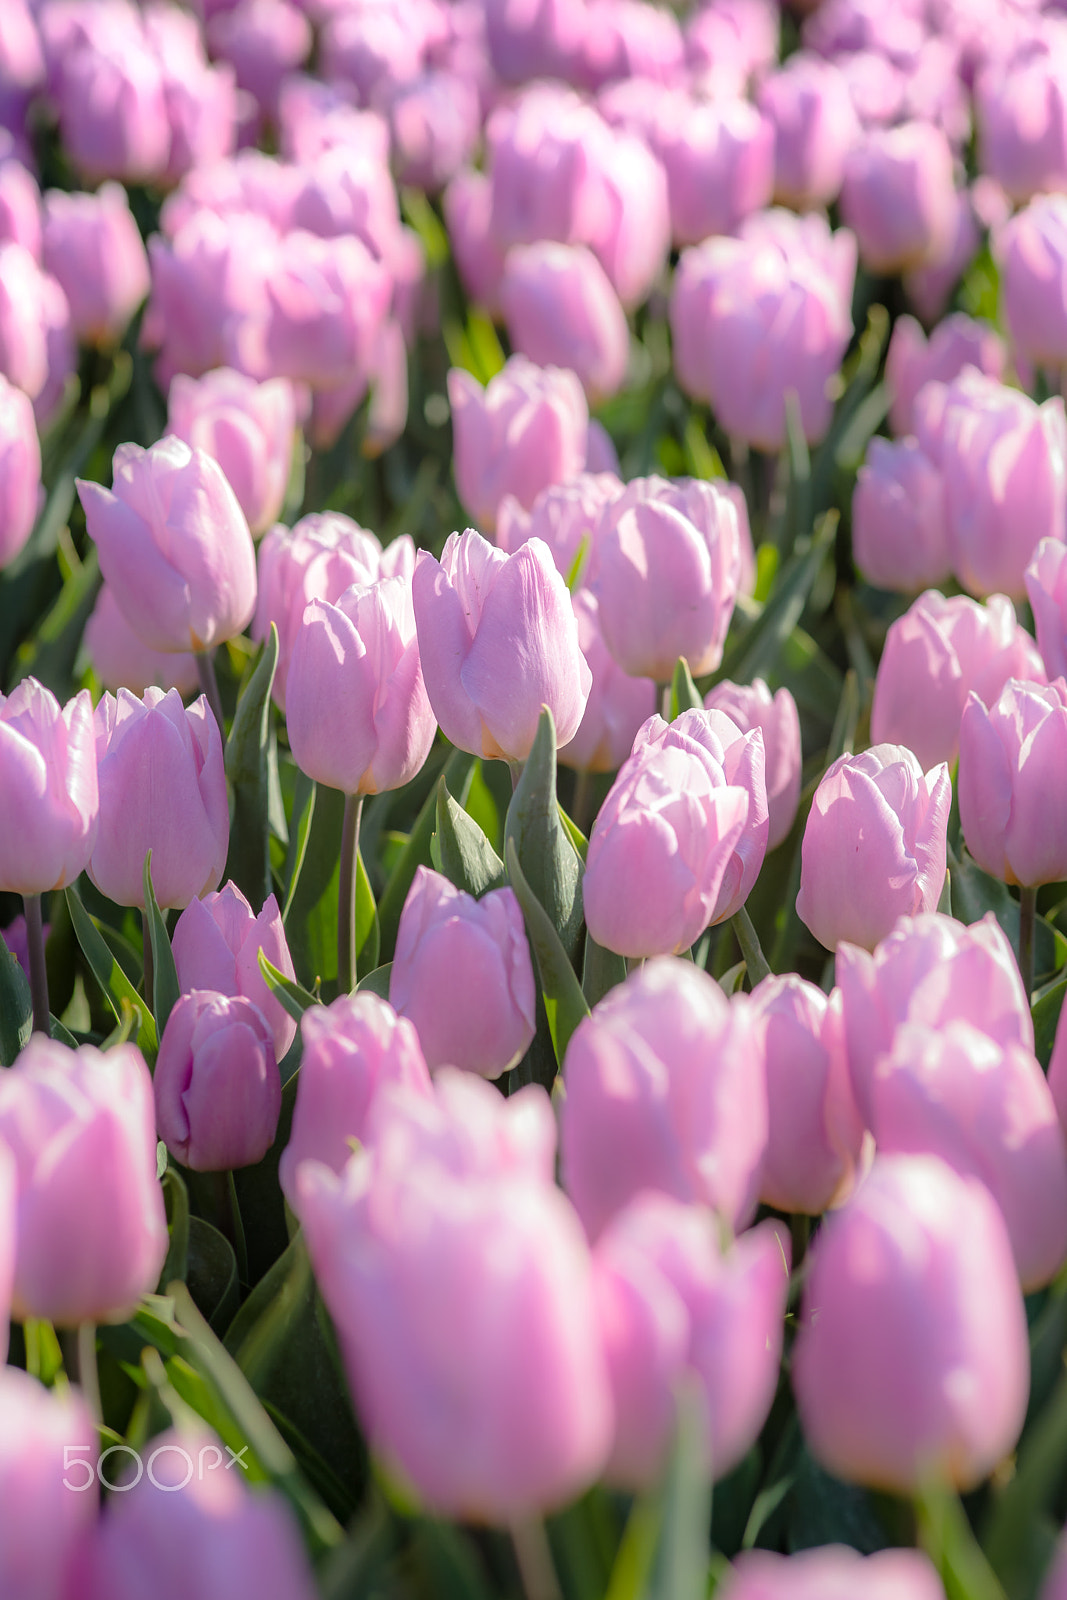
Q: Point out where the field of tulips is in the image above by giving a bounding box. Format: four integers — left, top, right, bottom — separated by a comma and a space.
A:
10, 0, 1067, 1596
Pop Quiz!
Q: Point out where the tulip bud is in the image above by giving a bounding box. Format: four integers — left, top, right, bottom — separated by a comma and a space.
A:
1025, 538, 1067, 683
166, 368, 295, 538
77, 436, 257, 655
559, 590, 657, 775
851, 437, 950, 595
758, 52, 859, 209
977, 37, 1067, 203
500, 241, 630, 403
41, 182, 149, 349
413, 530, 591, 763
840, 121, 959, 274
390, 867, 535, 1079
0, 371, 40, 568
171, 883, 298, 1059
496, 470, 624, 576
0, 1037, 167, 1323
0, 1369, 97, 1598
796, 744, 951, 953
594, 1197, 789, 1489
792, 1153, 1030, 1493
704, 679, 801, 850
443, 167, 507, 313
657, 96, 775, 246
885, 312, 1005, 439
560, 957, 767, 1241
155, 991, 280, 1171
717, 1547, 947, 1600
959, 677, 1067, 887
255, 229, 391, 394
0, 677, 98, 895
89, 688, 228, 911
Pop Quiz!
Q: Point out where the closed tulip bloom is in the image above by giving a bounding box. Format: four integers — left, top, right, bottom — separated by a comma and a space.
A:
959, 677, 1067, 887
997, 196, 1067, 369
172, 882, 298, 1059
448, 355, 588, 530
0, 1369, 97, 1599
852, 437, 951, 595
41, 182, 149, 349
286, 573, 437, 796
559, 590, 657, 774
704, 680, 801, 850
749, 976, 864, 1216
792, 1153, 1030, 1492
155, 991, 280, 1172
0, 678, 97, 895
0, 156, 42, 260
390, 868, 535, 1079
413, 530, 590, 763
501, 242, 630, 404
0, 241, 53, 401
83, 584, 200, 698
443, 168, 507, 314
0, 372, 39, 568
78, 436, 257, 655
840, 122, 959, 274
717, 1546, 947, 1600
870, 1020, 1067, 1290
871, 590, 1045, 770
166, 368, 294, 538
255, 230, 391, 394
293, 1072, 613, 1519
759, 53, 859, 209
89, 688, 228, 910
592, 476, 742, 682
496, 471, 624, 575
657, 97, 775, 245
560, 958, 767, 1241
1026, 537, 1067, 682
52, 11, 170, 185
83, 1425, 319, 1600
0, 1143, 12, 1357
796, 744, 952, 953
885, 313, 1005, 439
0, 1037, 167, 1323
594, 1198, 790, 1489
976, 35, 1067, 203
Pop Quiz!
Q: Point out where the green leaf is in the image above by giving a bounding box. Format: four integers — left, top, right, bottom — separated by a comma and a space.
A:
948, 847, 1065, 984
582, 933, 627, 1009
731, 905, 771, 987
158, 1166, 189, 1289
10, 546, 101, 701
65, 886, 157, 1062
143, 851, 180, 1038
647, 1382, 713, 1600
0, 930, 32, 1066
356, 961, 393, 1000
559, 804, 589, 864
258, 950, 321, 1024
233, 1070, 299, 1286
709, 513, 837, 693
378, 749, 476, 960
504, 709, 584, 963
354, 851, 380, 979
669, 657, 704, 719
917, 1480, 1007, 1600
983, 1363, 1067, 1599
186, 1216, 240, 1332
282, 779, 345, 994
432, 776, 506, 896
1034, 978, 1067, 1070
505, 837, 589, 1068
224, 625, 279, 912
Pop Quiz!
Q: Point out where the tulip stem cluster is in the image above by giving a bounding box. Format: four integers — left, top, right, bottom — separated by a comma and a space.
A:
22, 893, 50, 1036
338, 793, 365, 997
1019, 885, 1038, 1001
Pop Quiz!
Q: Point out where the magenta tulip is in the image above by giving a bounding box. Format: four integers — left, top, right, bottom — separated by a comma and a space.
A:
171, 882, 297, 1059
0, 678, 97, 895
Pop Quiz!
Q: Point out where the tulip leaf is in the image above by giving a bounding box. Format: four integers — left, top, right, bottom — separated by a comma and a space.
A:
983, 1362, 1067, 1599
142, 851, 180, 1039
731, 905, 772, 987
716, 961, 748, 997
645, 1380, 713, 1600
947, 846, 1067, 985
283, 779, 345, 995
708, 512, 837, 694
582, 933, 627, 1009
670, 657, 704, 719
355, 852, 380, 978
356, 961, 393, 1000
0, 930, 32, 1066
258, 950, 321, 1024
504, 709, 584, 963
48, 1014, 78, 1048
225, 624, 279, 912
159, 1165, 190, 1288
377, 748, 476, 959
432, 776, 506, 896
558, 805, 588, 864
1033, 978, 1067, 1070
186, 1215, 240, 1333
10, 545, 102, 702
65, 887, 157, 1062
505, 837, 589, 1067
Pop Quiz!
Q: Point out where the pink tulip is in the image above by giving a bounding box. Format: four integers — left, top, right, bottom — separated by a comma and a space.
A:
656, 97, 775, 246
998, 194, 1067, 371
796, 744, 952, 953
83, 584, 200, 698
0, 1142, 12, 1356
560, 957, 767, 1241
685, 0, 778, 92
278, 992, 431, 1202
89, 688, 228, 911
483, 0, 588, 85
976, 32, 1067, 203
759, 52, 859, 209
851, 437, 951, 594
792, 1153, 1030, 1492
448, 355, 588, 530
500, 242, 630, 404
840, 122, 959, 274
78, 436, 257, 655
0, 1369, 97, 1598
704, 680, 801, 850
171, 882, 297, 1058
1026, 537, 1067, 682
287, 143, 403, 265
1038, 1532, 1067, 1600
717, 1547, 947, 1600
155, 990, 280, 1171
871, 590, 1045, 769
959, 677, 1067, 887
286, 572, 437, 796
495, 470, 624, 576
0, 678, 97, 896
443, 168, 507, 313
206, 0, 312, 124
81, 1424, 318, 1600
412, 529, 590, 763
0, 155, 41, 260
0, 241, 56, 402
749, 976, 864, 1216
0, 371, 39, 568
594, 1197, 789, 1489
591, 476, 742, 682
41, 182, 149, 349
885, 312, 1005, 438
142, 8, 236, 188
386, 70, 481, 195
559, 590, 657, 774
166, 368, 294, 538
870, 1020, 1067, 1290
0, 1036, 167, 1323
50, 4, 170, 184
390, 867, 535, 1079
293, 1071, 613, 1519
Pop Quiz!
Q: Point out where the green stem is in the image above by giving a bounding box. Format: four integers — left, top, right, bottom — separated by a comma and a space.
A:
338, 793, 364, 995
142, 909, 154, 1018
511, 1518, 562, 1600
195, 649, 225, 738
732, 903, 772, 987
23, 893, 50, 1035
572, 768, 593, 836
209, 1169, 249, 1287
1019, 884, 1037, 1001
59, 1323, 101, 1425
